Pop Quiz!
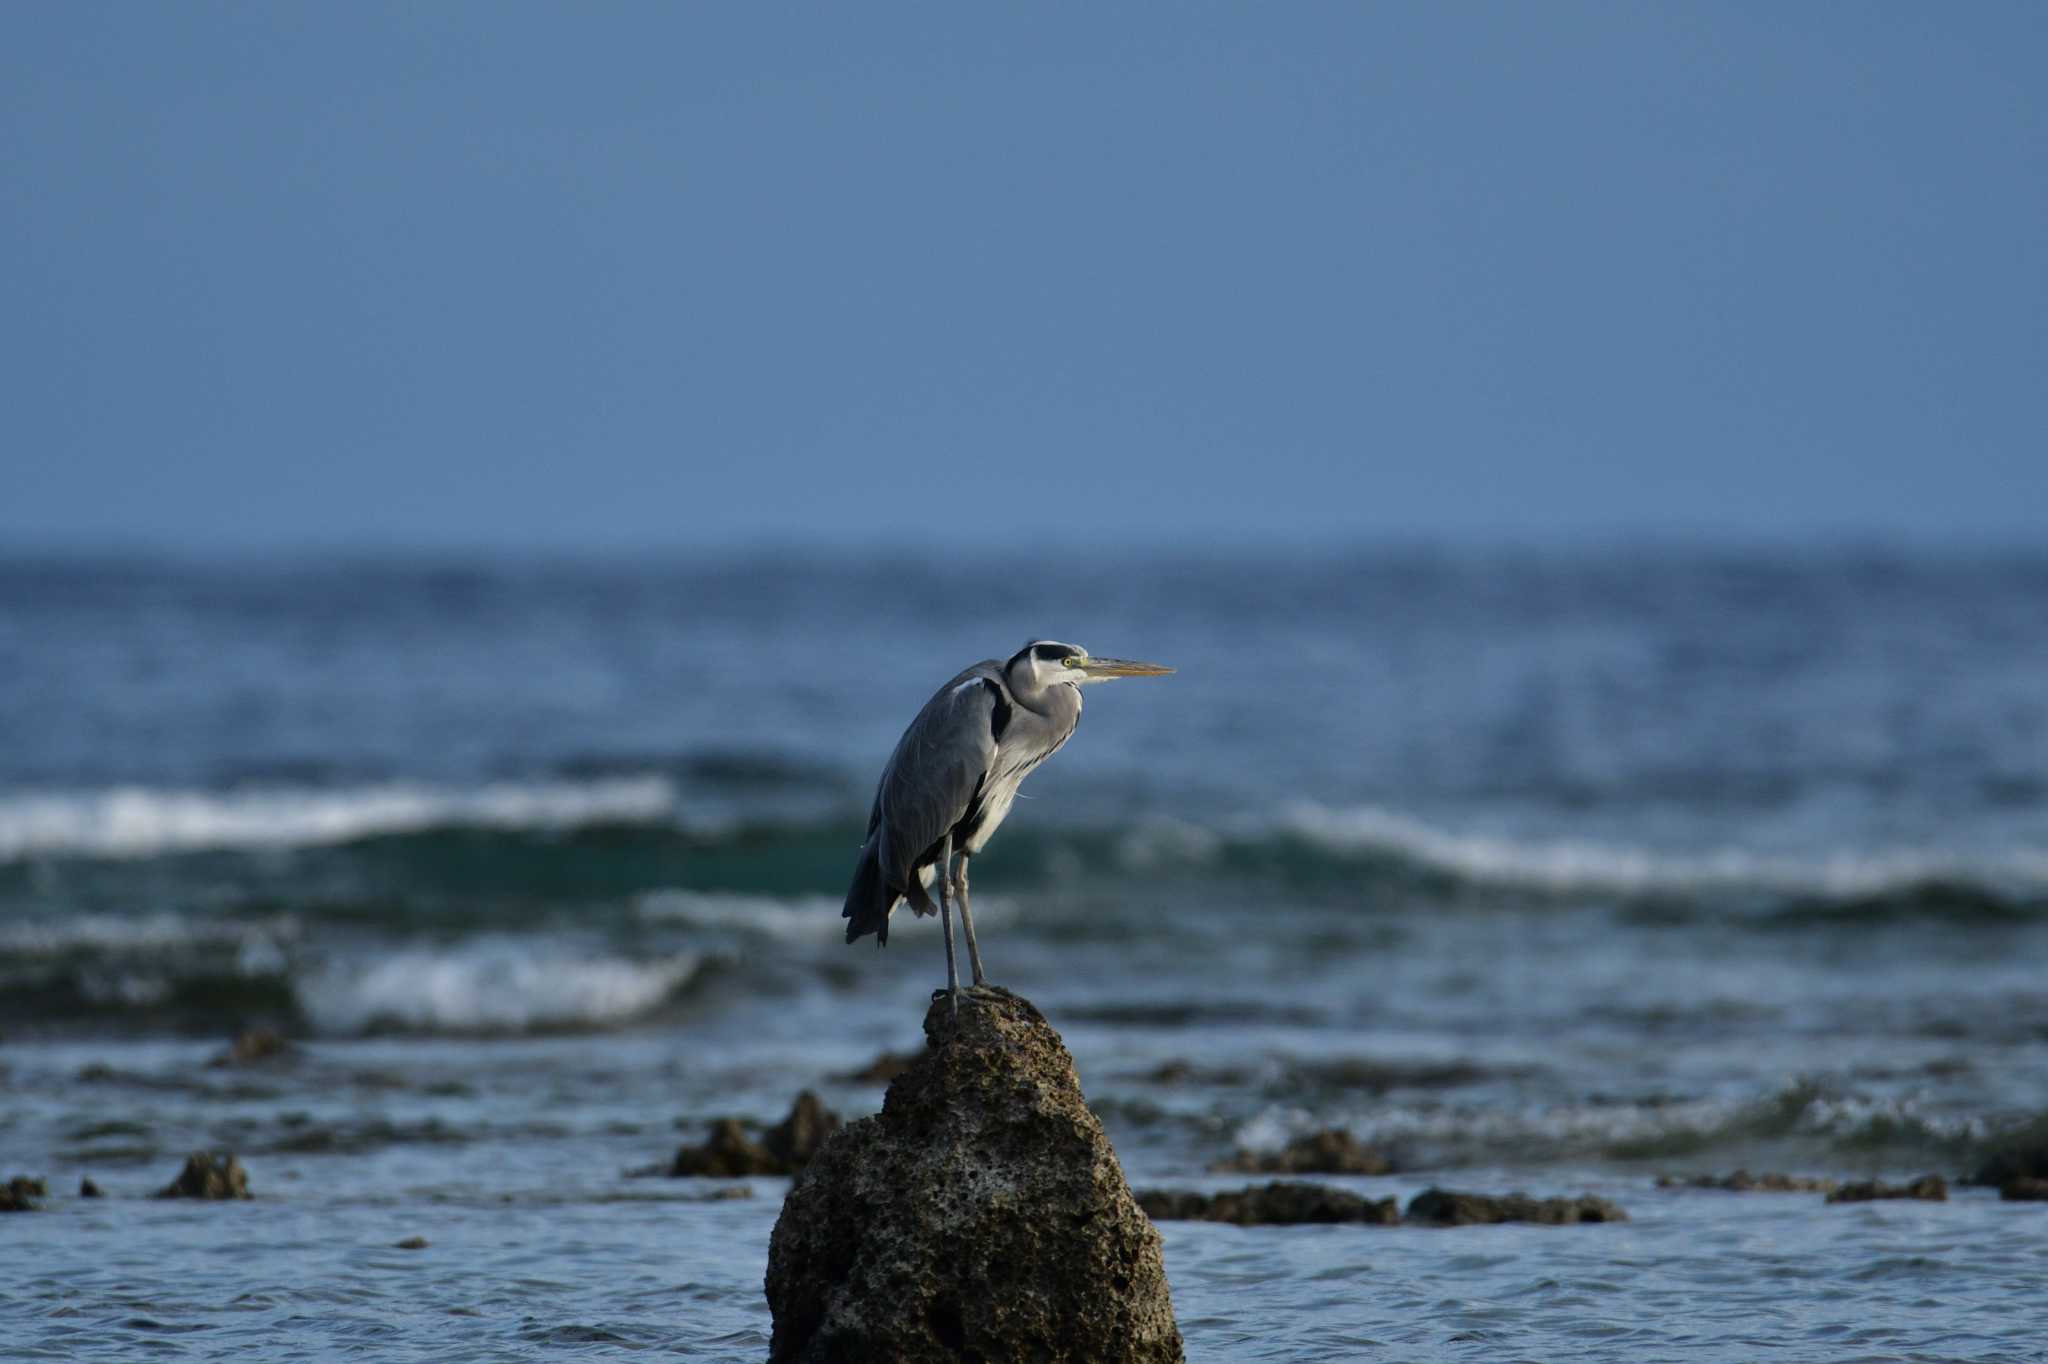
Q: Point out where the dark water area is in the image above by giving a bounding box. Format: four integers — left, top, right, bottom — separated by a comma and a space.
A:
4, 547, 2047, 1361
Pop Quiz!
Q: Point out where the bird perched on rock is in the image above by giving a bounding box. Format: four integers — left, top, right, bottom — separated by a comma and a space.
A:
842, 640, 1173, 1013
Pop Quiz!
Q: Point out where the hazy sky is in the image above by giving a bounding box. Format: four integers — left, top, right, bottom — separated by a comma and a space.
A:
5, 3, 2044, 552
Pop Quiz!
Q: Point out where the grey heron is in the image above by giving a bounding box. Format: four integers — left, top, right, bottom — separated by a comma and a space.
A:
842, 640, 1174, 1014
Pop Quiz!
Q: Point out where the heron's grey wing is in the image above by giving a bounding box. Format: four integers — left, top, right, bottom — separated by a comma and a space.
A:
873, 670, 1002, 893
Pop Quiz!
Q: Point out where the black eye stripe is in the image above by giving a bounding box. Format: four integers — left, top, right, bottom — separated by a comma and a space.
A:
1033, 643, 1073, 663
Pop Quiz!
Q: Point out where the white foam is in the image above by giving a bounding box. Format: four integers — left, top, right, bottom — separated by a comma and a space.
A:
295, 938, 702, 1034
634, 887, 1020, 940
0, 777, 678, 860
0, 910, 294, 957
1238, 1085, 1987, 1159
1269, 802, 2048, 900
634, 889, 843, 941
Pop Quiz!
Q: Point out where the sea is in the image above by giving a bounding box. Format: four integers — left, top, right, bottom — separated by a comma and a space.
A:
2, 546, 2045, 1362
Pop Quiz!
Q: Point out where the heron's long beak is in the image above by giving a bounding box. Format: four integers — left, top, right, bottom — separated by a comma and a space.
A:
1078, 656, 1175, 679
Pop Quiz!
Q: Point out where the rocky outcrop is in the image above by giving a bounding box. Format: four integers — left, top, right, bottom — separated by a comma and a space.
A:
155, 1152, 251, 1199
765, 987, 1182, 1364
206, 1029, 296, 1068
1825, 1174, 1947, 1204
835, 1050, 919, 1084
1969, 1118, 2048, 1188
1405, 1187, 1629, 1225
1657, 1170, 1838, 1193
666, 1092, 841, 1177
1139, 1181, 1398, 1225
2001, 1177, 2048, 1202
1213, 1128, 1392, 1176
2, 1176, 47, 1212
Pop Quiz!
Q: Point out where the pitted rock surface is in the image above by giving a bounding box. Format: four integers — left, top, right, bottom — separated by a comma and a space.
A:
765, 986, 1183, 1364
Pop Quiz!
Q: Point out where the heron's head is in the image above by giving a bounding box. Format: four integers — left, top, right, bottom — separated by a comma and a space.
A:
1004, 639, 1174, 694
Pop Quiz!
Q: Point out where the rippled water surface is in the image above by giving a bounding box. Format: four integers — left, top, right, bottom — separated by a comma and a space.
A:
4, 549, 2047, 1360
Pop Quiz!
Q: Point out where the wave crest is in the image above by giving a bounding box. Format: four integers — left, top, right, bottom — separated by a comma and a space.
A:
296, 939, 705, 1034
0, 777, 678, 860
1270, 803, 2048, 905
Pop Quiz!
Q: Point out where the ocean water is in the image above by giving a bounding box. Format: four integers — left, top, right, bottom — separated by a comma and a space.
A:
3, 547, 2047, 1362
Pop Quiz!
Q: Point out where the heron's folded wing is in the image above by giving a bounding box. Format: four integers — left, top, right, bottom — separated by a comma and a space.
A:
874, 674, 1001, 888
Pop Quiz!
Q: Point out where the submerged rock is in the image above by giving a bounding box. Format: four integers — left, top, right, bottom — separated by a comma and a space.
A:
2, 1176, 48, 1212
765, 986, 1182, 1364
763, 1091, 840, 1170
835, 1049, 919, 1084
1657, 1170, 1839, 1193
206, 1029, 297, 1069
1825, 1174, 1947, 1204
1214, 1128, 1392, 1176
2001, 1177, 2048, 1202
1405, 1187, 1629, 1226
79, 1177, 104, 1198
1969, 1117, 2048, 1188
1139, 1181, 1398, 1226
394, 1235, 430, 1249
155, 1152, 251, 1200
666, 1092, 842, 1177
668, 1119, 781, 1177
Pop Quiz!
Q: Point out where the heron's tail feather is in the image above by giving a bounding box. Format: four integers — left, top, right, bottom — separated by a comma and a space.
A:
902, 862, 938, 920
842, 845, 897, 946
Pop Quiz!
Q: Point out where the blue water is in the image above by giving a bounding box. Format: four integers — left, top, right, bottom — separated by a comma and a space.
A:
3, 547, 2047, 1361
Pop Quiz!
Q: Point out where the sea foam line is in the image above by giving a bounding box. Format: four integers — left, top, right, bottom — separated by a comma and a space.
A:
0, 777, 679, 860
1267, 803, 2048, 900
295, 939, 705, 1034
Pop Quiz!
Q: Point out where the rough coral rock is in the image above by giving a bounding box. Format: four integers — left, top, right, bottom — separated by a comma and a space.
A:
1824, 1174, 1947, 1204
2, 1176, 47, 1212
1213, 1128, 1392, 1176
206, 1029, 297, 1068
1139, 1181, 1399, 1226
765, 987, 1182, 1364
155, 1152, 251, 1199
667, 1092, 842, 1177
2001, 1177, 2048, 1202
1969, 1118, 2048, 1188
1405, 1187, 1629, 1225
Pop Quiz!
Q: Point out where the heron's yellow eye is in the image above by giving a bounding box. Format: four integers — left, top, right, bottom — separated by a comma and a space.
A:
1063, 655, 1083, 668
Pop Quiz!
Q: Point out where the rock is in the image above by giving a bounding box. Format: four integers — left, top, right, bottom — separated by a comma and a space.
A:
1140, 1059, 1251, 1086
394, 1235, 430, 1249
836, 1050, 920, 1084
669, 1119, 782, 1177
667, 1092, 842, 1177
765, 987, 1182, 1364
155, 1152, 252, 1200
691, 1185, 754, 1202
763, 1091, 840, 1170
1969, 1117, 2048, 1187
1657, 1170, 1838, 1193
79, 1177, 104, 1198
1213, 1128, 1392, 1176
207, 1029, 297, 1068
1405, 1187, 1629, 1226
2001, 1177, 2048, 1202
1138, 1181, 1399, 1226
2, 1176, 47, 1212
1825, 1174, 1947, 1204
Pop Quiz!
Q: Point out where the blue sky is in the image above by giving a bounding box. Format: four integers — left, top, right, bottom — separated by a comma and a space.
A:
4, 3, 2044, 552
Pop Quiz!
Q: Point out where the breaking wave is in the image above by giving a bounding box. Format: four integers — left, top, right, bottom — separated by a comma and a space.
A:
295, 939, 707, 1035
0, 777, 679, 860
1257, 803, 2048, 909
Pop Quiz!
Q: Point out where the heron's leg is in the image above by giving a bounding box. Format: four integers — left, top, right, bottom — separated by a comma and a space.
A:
936, 834, 959, 1018
955, 855, 987, 987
